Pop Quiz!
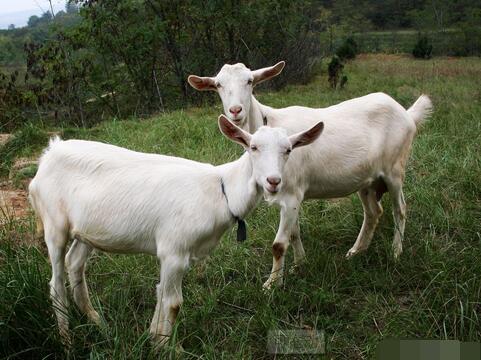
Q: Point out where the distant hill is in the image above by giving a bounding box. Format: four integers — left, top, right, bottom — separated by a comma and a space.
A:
0, 9, 80, 66
0, 3, 65, 29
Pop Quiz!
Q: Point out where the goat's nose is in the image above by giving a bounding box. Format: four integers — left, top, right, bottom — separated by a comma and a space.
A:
229, 105, 242, 115
267, 176, 281, 186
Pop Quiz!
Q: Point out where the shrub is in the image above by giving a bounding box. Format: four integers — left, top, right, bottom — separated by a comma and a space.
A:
327, 55, 345, 89
340, 75, 348, 89
412, 35, 433, 59
336, 36, 358, 60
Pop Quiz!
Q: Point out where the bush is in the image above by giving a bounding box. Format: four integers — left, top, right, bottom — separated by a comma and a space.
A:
327, 55, 345, 89
336, 36, 358, 60
412, 35, 433, 59
340, 74, 348, 89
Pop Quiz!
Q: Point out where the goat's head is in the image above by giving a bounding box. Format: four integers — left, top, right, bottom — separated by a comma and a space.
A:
189, 62, 285, 129
218, 114, 323, 196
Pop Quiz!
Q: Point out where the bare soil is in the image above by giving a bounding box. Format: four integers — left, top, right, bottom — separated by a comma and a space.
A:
0, 185, 29, 222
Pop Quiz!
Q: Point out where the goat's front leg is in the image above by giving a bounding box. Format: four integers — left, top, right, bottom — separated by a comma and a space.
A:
150, 254, 188, 349
290, 218, 305, 264
263, 197, 300, 289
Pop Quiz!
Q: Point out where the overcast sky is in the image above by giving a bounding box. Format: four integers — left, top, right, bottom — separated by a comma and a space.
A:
0, 0, 67, 29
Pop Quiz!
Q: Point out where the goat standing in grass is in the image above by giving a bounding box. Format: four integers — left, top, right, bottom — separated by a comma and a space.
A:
28, 115, 324, 347
189, 62, 433, 289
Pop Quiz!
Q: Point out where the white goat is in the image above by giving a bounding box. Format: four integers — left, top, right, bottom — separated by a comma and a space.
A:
28, 115, 323, 347
188, 62, 433, 289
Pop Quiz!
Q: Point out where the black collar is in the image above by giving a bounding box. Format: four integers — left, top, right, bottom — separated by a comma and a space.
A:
220, 178, 247, 242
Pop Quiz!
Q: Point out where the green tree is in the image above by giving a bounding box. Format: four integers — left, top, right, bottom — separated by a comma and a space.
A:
28, 15, 41, 27
2, 0, 323, 129
66, 2, 79, 14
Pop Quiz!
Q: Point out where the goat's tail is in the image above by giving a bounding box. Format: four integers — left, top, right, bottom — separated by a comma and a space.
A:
407, 94, 433, 127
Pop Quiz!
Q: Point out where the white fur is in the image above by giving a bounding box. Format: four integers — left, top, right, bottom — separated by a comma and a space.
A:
29, 118, 322, 347
188, 62, 433, 289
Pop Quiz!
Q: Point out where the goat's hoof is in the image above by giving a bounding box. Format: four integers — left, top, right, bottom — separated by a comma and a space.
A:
262, 281, 272, 291
151, 334, 170, 351
393, 246, 402, 260
59, 329, 72, 347
289, 262, 303, 275
345, 248, 358, 259
88, 311, 101, 325
262, 277, 283, 291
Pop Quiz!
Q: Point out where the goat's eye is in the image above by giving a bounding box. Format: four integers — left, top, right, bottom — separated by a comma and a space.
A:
250, 145, 258, 151
215, 83, 222, 88
247, 79, 253, 85
285, 149, 291, 155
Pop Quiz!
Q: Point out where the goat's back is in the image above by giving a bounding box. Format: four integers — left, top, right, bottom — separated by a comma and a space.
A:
30, 139, 227, 255
265, 93, 418, 198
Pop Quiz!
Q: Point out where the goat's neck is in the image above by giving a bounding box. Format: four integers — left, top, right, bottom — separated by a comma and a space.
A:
217, 152, 261, 220
247, 95, 272, 133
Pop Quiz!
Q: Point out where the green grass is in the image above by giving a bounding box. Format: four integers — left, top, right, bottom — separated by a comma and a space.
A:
1, 55, 481, 359
0, 123, 47, 177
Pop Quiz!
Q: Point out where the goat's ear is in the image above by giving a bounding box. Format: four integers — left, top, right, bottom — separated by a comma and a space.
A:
252, 61, 285, 86
218, 115, 251, 149
289, 121, 324, 149
188, 75, 217, 91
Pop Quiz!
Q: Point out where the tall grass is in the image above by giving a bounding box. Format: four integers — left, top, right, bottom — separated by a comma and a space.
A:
1, 55, 480, 359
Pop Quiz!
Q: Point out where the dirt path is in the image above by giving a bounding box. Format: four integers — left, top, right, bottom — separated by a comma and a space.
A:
0, 186, 29, 223
0, 184, 41, 247
1, 133, 31, 223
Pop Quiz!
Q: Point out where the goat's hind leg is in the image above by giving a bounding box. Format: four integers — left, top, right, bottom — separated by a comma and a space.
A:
44, 221, 70, 342
385, 176, 406, 259
66, 238, 100, 324
346, 185, 384, 259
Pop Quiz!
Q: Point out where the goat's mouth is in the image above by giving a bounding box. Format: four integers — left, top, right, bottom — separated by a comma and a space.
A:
228, 114, 245, 123
265, 185, 279, 194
